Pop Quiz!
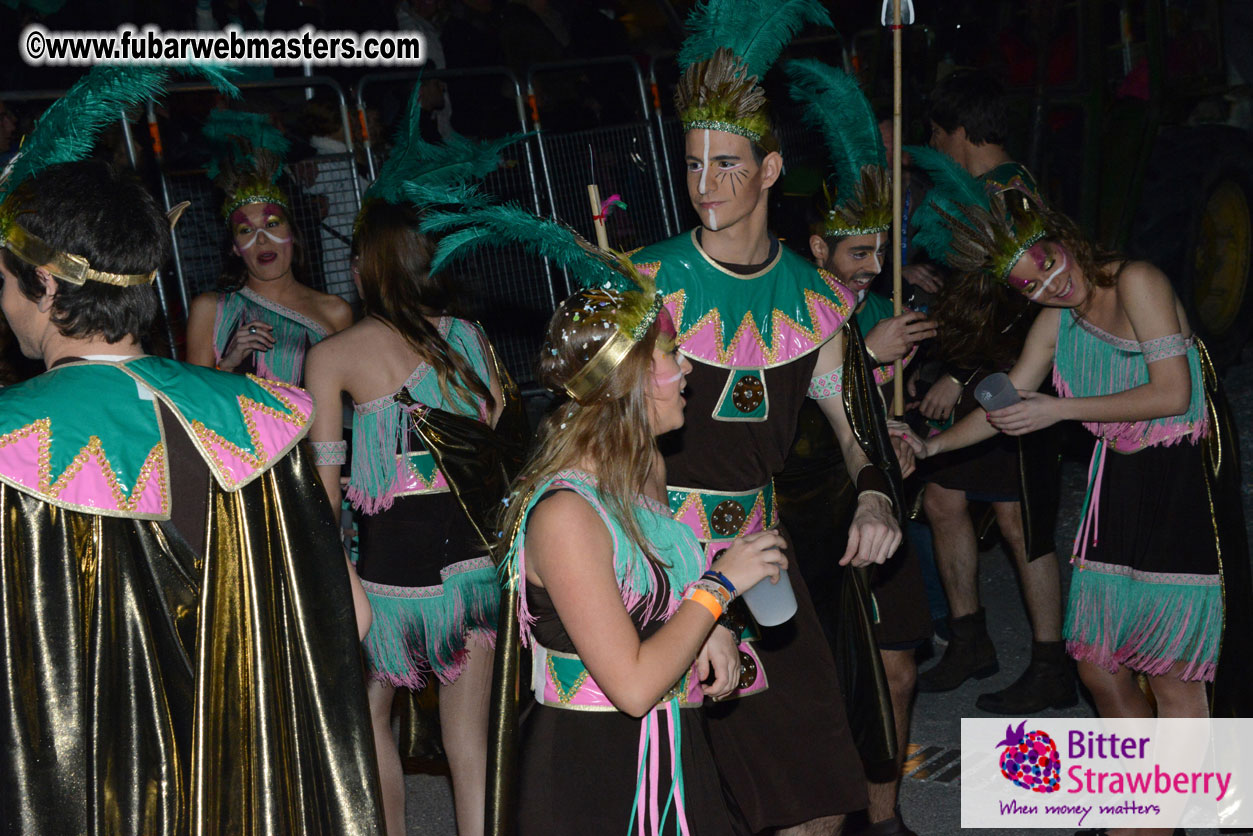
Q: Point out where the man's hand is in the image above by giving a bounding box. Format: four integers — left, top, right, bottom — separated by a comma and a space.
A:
865, 311, 938, 365
917, 373, 963, 421
697, 625, 741, 700
902, 264, 943, 293
986, 390, 1062, 435
840, 492, 901, 567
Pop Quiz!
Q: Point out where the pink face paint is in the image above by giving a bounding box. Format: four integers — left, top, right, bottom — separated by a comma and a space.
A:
654, 369, 684, 386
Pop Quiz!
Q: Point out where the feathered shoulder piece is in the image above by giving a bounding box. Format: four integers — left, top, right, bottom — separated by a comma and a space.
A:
786, 58, 891, 237
676, 0, 831, 151
906, 145, 1047, 282
420, 187, 661, 402
0, 65, 238, 287
203, 109, 291, 220
364, 83, 526, 209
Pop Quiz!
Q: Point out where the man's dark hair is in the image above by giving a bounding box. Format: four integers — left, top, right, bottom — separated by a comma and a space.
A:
1, 160, 166, 343
928, 68, 1009, 146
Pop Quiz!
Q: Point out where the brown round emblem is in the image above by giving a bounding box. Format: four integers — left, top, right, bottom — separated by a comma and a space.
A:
731, 375, 765, 412
710, 499, 747, 537
736, 650, 758, 691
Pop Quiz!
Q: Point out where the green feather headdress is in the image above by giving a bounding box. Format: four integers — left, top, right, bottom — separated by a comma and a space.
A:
421, 191, 661, 402
786, 59, 891, 237
906, 145, 1047, 282
364, 82, 526, 209
0, 64, 239, 286
676, 0, 831, 150
203, 109, 292, 220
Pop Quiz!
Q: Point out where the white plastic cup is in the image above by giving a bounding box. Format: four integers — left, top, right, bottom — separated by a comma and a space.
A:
740, 569, 797, 627
974, 372, 1021, 412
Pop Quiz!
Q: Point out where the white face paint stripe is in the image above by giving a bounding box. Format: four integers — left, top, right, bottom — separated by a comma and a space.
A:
707, 208, 718, 231
699, 129, 710, 194
871, 233, 882, 275
237, 228, 292, 251
655, 370, 684, 385
1029, 256, 1067, 301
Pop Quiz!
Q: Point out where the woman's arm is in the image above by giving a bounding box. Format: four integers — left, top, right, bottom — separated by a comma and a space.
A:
304, 338, 347, 510
527, 492, 784, 718
185, 293, 221, 368
916, 307, 1059, 454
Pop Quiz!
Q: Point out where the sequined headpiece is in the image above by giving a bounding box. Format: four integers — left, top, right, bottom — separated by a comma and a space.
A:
906, 145, 1048, 282
786, 59, 891, 237
0, 65, 237, 286
419, 191, 661, 403
675, 0, 831, 152
203, 110, 292, 221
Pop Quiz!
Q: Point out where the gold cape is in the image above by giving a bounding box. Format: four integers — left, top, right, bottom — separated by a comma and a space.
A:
0, 443, 384, 835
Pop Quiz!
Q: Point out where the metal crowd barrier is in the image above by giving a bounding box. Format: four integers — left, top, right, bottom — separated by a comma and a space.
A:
150, 75, 364, 319
527, 55, 677, 272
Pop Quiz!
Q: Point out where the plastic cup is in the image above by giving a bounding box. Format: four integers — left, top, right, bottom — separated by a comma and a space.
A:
974, 372, 1021, 412
740, 569, 797, 627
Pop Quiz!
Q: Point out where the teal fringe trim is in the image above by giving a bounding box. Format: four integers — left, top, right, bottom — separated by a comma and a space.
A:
348, 400, 408, 514
361, 562, 501, 690
1063, 562, 1222, 681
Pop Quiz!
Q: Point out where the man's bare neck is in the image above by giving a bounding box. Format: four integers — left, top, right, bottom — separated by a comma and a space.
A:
42, 334, 143, 369
966, 143, 1013, 179
697, 212, 772, 266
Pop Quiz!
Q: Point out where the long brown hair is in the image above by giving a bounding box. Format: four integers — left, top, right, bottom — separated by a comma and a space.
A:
496, 297, 663, 565
354, 200, 494, 414
931, 208, 1122, 368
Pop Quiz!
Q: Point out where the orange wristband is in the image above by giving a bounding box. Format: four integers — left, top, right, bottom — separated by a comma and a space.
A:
686, 588, 723, 621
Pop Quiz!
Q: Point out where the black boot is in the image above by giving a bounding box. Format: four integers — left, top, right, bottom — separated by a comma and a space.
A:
976, 640, 1078, 714
917, 608, 998, 692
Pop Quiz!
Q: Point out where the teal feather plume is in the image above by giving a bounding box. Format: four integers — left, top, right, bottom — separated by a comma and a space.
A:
202, 109, 290, 183
785, 59, 885, 203
402, 180, 497, 213
678, 0, 831, 78
904, 144, 992, 263
423, 200, 629, 291
0, 64, 240, 200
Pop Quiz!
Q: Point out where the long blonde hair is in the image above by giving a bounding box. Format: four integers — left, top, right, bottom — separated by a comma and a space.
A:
496, 294, 664, 564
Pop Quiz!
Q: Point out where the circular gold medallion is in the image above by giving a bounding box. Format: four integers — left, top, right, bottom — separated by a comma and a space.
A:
710, 499, 747, 537
736, 650, 758, 691
731, 375, 764, 413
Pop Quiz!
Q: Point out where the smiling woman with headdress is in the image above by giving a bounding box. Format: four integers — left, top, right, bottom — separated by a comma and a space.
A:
185, 109, 352, 384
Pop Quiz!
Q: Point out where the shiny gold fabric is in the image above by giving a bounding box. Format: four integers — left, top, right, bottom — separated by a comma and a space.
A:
1196, 342, 1253, 718
0, 444, 384, 835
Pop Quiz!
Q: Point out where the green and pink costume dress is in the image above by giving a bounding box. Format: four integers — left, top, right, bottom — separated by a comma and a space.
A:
631, 230, 873, 829
1055, 312, 1243, 686
344, 316, 499, 689
502, 470, 742, 836
213, 286, 331, 385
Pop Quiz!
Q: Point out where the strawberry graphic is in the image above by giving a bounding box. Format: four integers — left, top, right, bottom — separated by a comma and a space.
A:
995, 721, 1061, 793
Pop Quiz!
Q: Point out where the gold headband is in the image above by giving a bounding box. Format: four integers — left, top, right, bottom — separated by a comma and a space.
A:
0, 201, 189, 287
560, 327, 635, 403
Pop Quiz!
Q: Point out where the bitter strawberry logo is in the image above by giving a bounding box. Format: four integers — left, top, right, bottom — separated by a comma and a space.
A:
996, 721, 1061, 793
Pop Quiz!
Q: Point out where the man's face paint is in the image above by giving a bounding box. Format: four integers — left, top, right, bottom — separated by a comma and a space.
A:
231, 202, 294, 282
823, 232, 887, 296
684, 129, 764, 235
1006, 241, 1077, 306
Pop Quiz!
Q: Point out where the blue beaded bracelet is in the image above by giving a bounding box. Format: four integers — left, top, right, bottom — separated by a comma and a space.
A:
701, 569, 737, 597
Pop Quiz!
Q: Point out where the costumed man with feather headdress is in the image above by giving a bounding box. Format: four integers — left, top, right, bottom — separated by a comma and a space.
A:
629, 4, 908, 833
0, 68, 382, 836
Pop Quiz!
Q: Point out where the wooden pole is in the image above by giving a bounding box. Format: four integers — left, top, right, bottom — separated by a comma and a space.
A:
891, 0, 905, 416
587, 184, 609, 250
